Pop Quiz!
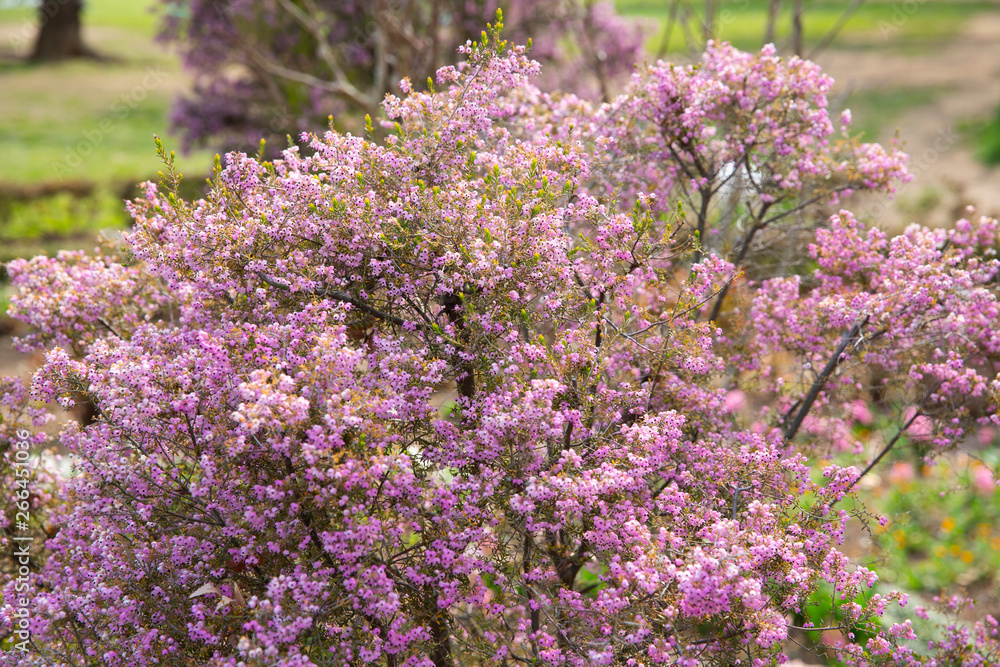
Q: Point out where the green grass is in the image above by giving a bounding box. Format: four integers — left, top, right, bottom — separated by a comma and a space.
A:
0, 0, 213, 280
616, 0, 998, 54
0, 189, 139, 278
0, 63, 211, 184
843, 86, 946, 142
863, 452, 1000, 594
0, 0, 160, 35
965, 107, 1000, 166
0, 190, 127, 240
0, 0, 215, 187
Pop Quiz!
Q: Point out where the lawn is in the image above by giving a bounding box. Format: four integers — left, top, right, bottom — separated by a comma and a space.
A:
0, 0, 215, 187
0, 0, 161, 33
0, 1, 989, 269
616, 0, 999, 53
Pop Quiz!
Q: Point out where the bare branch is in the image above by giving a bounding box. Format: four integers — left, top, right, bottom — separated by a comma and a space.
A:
808, 0, 865, 59
244, 41, 375, 115
257, 272, 420, 329
783, 316, 869, 442
845, 384, 941, 494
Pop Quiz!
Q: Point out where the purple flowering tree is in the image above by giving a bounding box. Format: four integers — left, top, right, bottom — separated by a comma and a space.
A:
3, 15, 1000, 667
157, 0, 643, 152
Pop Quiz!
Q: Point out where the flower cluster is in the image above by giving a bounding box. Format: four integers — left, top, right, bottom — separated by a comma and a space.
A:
745, 210, 1000, 456
520, 41, 910, 277
3, 19, 1000, 667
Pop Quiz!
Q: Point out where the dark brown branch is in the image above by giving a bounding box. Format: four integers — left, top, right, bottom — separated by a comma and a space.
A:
525, 533, 540, 656
283, 455, 337, 570
783, 316, 868, 442
563, 421, 574, 452
96, 317, 123, 340
442, 291, 475, 399
692, 189, 712, 265
258, 272, 420, 329
705, 202, 771, 323
426, 591, 453, 667
844, 385, 940, 494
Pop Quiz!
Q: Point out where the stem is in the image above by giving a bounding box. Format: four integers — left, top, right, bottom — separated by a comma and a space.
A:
283, 456, 337, 570
258, 272, 419, 329
442, 292, 475, 400
783, 316, 868, 442
96, 317, 122, 339
730, 484, 751, 520
692, 187, 711, 265
426, 595, 452, 667
706, 207, 768, 323
845, 385, 940, 494
523, 531, 540, 660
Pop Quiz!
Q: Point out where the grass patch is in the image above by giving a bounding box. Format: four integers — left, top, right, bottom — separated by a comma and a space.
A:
0, 0, 216, 187
0, 187, 133, 275
0, 190, 128, 241
843, 86, 944, 142
0, 0, 160, 35
0, 60, 212, 184
964, 106, 1000, 166
617, 0, 997, 54
863, 452, 1000, 594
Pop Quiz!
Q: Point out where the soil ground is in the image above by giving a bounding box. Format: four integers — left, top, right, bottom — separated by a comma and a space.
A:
818, 12, 1000, 229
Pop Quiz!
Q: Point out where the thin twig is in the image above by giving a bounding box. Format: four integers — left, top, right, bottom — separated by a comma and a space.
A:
257, 272, 420, 329
845, 386, 940, 493
783, 316, 868, 442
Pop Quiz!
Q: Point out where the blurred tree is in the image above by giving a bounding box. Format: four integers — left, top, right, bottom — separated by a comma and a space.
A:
658, 0, 865, 58
156, 0, 644, 153
30, 0, 98, 62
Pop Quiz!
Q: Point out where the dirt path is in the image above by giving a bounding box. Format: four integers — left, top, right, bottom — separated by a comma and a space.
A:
817, 11, 1000, 229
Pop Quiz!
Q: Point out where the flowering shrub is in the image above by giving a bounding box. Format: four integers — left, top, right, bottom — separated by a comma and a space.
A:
4, 16, 1000, 666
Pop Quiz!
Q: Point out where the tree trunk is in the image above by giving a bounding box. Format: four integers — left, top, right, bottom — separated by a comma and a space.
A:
764, 0, 781, 45
791, 0, 804, 56
702, 0, 717, 43
30, 0, 97, 62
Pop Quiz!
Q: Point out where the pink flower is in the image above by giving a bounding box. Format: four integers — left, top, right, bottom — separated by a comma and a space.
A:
850, 399, 873, 426
888, 462, 915, 485
971, 464, 996, 495
903, 407, 934, 441
724, 389, 747, 413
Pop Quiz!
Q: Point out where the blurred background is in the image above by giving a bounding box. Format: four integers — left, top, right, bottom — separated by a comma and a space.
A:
2, 2, 999, 268
2, 1, 999, 266
3, 1, 1000, 661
